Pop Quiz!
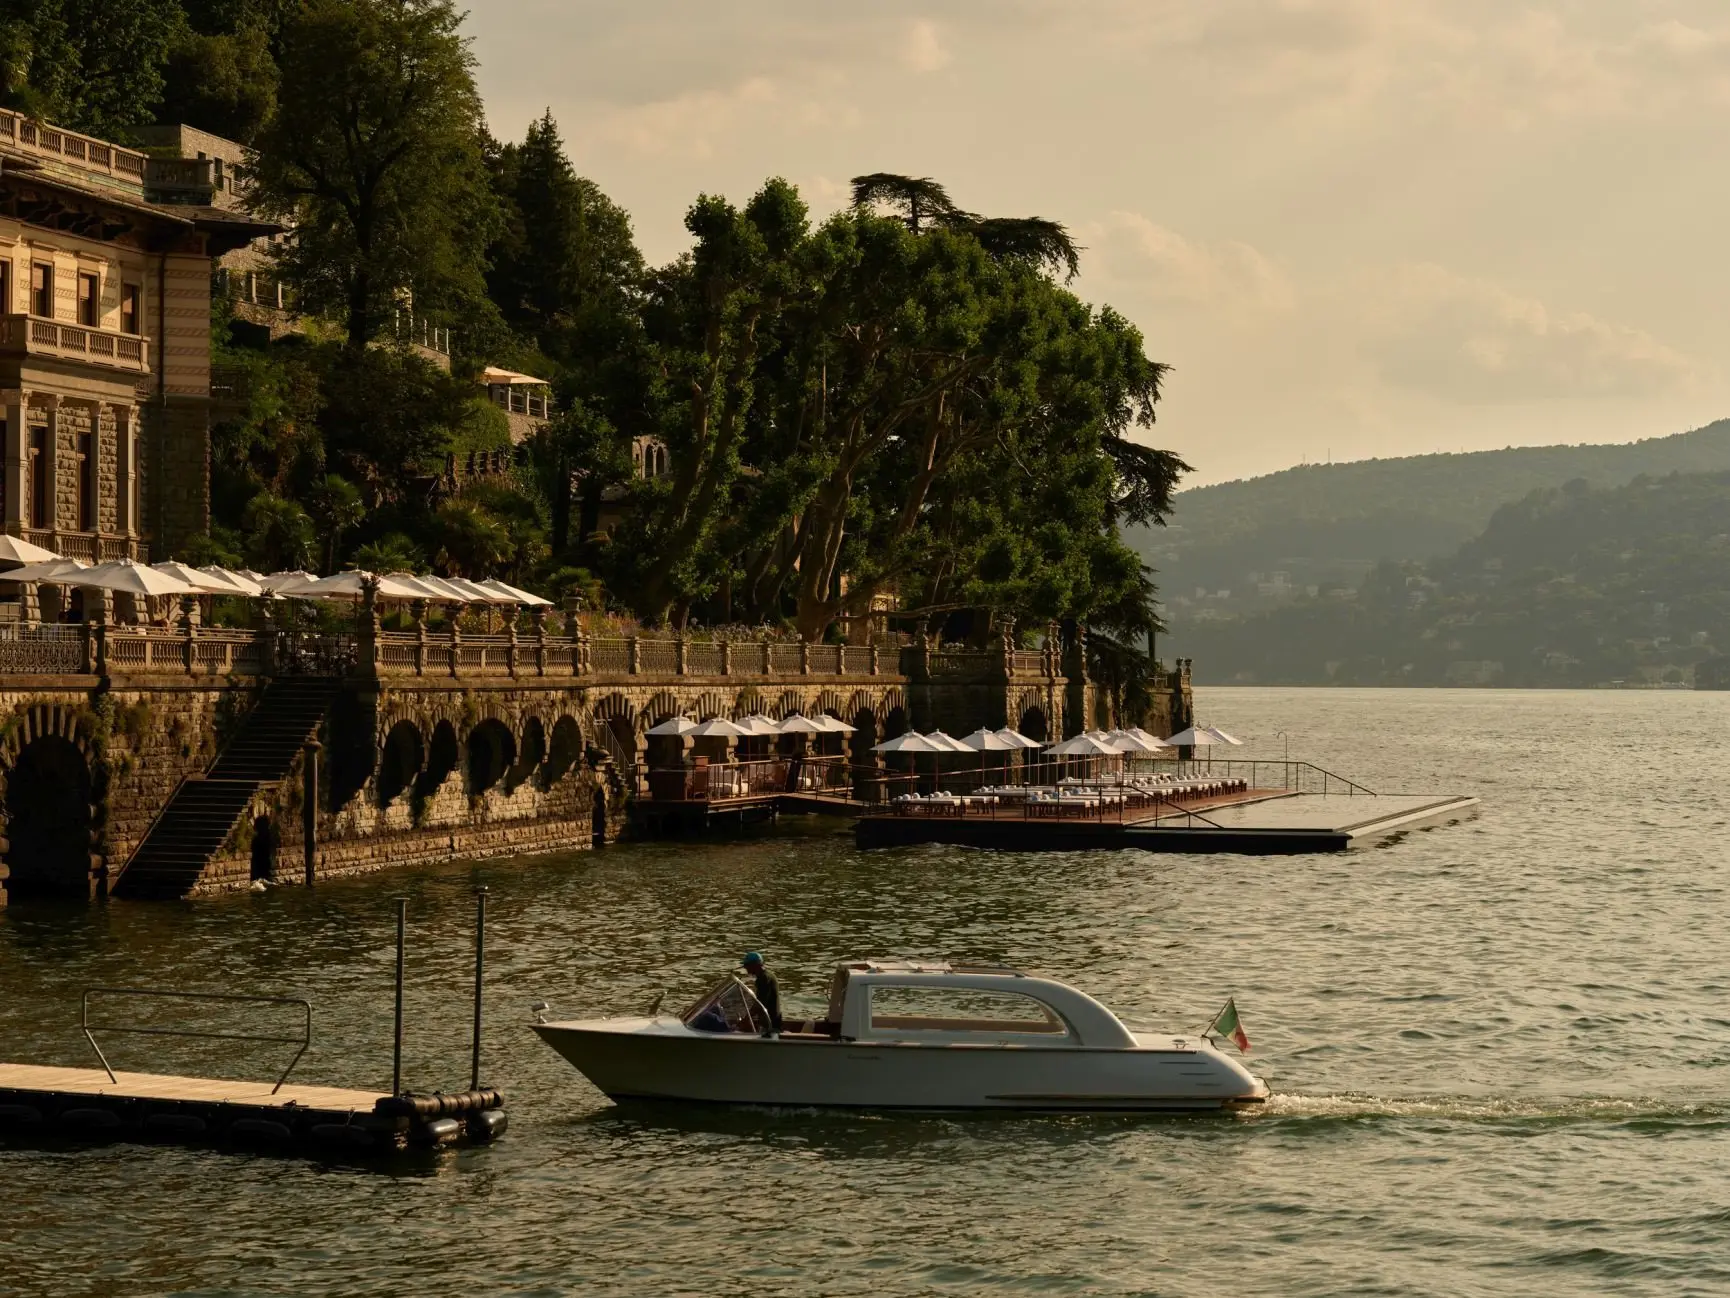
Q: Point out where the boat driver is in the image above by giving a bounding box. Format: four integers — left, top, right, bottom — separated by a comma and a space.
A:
742, 951, 784, 1036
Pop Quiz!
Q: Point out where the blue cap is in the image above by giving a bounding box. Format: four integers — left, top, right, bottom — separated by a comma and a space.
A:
742, 951, 763, 966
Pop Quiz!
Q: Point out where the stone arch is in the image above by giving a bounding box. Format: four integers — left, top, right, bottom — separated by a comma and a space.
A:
731, 687, 766, 719
545, 715, 584, 785
814, 687, 847, 719
1017, 701, 1050, 743
641, 689, 683, 730
590, 692, 637, 766
377, 720, 425, 807
466, 719, 516, 795
414, 719, 460, 801
771, 689, 805, 720
505, 716, 546, 794
3, 724, 95, 897
883, 703, 910, 739
687, 690, 729, 721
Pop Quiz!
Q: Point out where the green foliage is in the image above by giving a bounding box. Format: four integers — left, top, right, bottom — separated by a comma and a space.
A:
242, 491, 314, 571
157, 20, 276, 142
249, 0, 499, 347
1184, 471, 1730, 686
0, 0, 186, 137
352, 532, 423, 575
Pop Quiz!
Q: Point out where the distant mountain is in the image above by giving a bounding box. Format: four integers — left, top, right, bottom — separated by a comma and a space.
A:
1177, 470, 1730, 687
1130, 419, 1730, 628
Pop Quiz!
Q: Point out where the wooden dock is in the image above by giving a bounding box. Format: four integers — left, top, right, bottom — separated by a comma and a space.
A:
855, 792, 1480, 853
0, 1061, 506, 1155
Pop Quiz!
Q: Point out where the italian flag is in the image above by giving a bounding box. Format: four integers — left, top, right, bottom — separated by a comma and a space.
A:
1209, 998, 1251, 1053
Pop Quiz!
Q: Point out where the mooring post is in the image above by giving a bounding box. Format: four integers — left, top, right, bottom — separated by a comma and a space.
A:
302, 741, 320, 885
393, 896, 408, 1095
471, 885, 488, 1090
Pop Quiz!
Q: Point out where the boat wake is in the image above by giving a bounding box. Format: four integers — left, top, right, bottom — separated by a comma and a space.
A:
1253, 1091, 1730, 1127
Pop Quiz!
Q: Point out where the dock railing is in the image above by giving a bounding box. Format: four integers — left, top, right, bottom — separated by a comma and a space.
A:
80, 988, 314, 1094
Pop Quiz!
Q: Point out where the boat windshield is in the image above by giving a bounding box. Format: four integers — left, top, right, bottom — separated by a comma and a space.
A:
680, 976, 768, 1034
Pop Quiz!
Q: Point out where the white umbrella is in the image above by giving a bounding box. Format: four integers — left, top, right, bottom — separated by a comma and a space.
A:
733, 714, 783, 736
1204, 726, 1245, 746
474, 578, 554, 607
383, 572, 455, 601
872, 731, 946, 754
61, 558, 195, 597
1, 557, 88, 582
197, 565, 265, 596
1045, 733, 1124, 757
924, 730, 972, 753
443, 577, 516, 604
776, 714, 828, 735
407, 574, 477, 603
959, 727, 1018, 752
1166, 726, 1231, 747
286, 570, 430, 601
645, 716, 697, 737
993, 727, 1044, 750
688, 717, 748, 738
1103, 729, 1165, 753
260, 569, 320, 594
0, 534, 60, 565
812, 714, 856, 734
153, 561, 240, 595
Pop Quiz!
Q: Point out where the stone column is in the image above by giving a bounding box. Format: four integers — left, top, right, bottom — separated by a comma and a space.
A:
17, 581, 37, 625
626, 634, 639, 675
675, 632, 687, 675
504, 605, 519, 677
113, 403, 136, 545
720, 636, 731, 676
1, 389, 24, 530
761, 636, 772, 676
357, 576, 380, 678
532, 606, 548, 676
799, 640, 810, 675
448, 618, 461, 679
39, 395, 60, 542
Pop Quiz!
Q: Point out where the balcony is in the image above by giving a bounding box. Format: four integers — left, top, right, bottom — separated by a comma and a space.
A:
0, 315, 150, 376
0, 110, 148, 195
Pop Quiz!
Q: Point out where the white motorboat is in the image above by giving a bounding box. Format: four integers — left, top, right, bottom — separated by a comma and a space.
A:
532, 959, 1268, 1112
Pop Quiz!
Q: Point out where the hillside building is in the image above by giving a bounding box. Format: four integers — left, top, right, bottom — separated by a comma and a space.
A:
0, 109, 274, 559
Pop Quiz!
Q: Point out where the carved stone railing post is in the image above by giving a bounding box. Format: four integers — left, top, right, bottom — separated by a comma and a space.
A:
356, 576, 381, 679
505, 604, 520, 677
626, 634, 640, 675
259, 599, 277, 675
799, 640, 810, 675
720, 636, 731, 676
869, 640, 880, 676
675, 632, 688, 675
411, 600, 428, 676
761, 636, 772, 676
19, 580, 38, 626
998, 615, 1015, 681
834, 643, 845, 674
533, 606, 548, 676
448, 619, 461, 679
181, 594, 199, 674
1046, 620, 1061, 677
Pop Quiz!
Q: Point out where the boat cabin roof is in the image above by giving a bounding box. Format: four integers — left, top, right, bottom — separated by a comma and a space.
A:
840, 959, 1026, 978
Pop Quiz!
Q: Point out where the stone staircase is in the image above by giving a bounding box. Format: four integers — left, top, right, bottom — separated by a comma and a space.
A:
113, 678, 342, 900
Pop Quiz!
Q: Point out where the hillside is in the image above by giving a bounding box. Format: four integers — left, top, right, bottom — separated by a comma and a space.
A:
1130, 419, 1730, 620
1177, 471, 1730, 687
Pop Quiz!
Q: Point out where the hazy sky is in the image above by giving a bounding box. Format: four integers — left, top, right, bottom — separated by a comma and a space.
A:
469, 1, 1730, 486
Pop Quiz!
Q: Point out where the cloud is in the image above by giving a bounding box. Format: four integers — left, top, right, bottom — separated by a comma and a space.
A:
1363, 264, 1702, 402
903, 19, 951, 73
589, 73, 863, 158
1087, 212, 1296, 321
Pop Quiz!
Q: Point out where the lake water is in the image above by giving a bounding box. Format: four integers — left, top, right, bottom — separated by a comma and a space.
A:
2, 687, 1727, 1297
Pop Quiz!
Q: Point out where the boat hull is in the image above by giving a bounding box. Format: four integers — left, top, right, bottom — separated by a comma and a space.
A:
533, 1019, 1267, 1112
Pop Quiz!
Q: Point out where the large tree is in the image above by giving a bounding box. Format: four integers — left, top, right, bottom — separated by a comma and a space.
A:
0, 0, 185, 137
249, 0, 498, 348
